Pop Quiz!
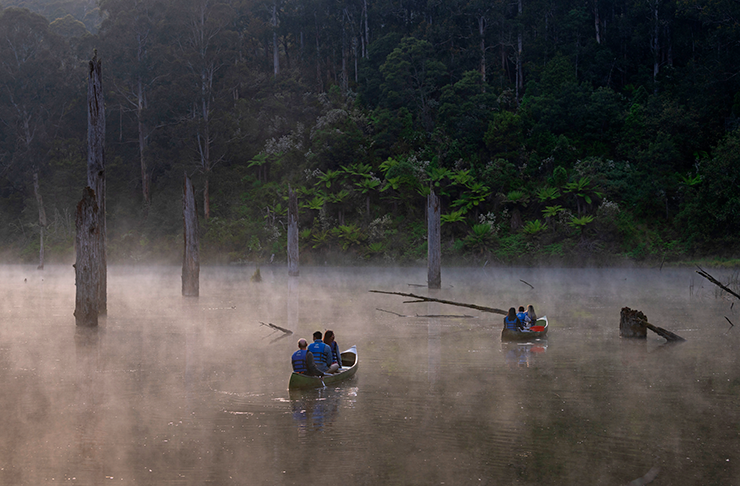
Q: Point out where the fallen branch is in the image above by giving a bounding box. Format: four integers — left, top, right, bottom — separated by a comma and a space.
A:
376, 308, 476, 318
520, 279, 534, 289
645, 322, 685, 342
260, 321, 293, 335
696, 266, 740, 301
725, 316, 734, 328
370, 290, 507, 315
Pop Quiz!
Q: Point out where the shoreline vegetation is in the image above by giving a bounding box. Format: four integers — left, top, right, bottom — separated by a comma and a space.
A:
2, 2, 740, 271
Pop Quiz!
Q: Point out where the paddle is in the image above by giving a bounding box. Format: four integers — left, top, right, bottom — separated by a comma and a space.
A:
529, 325, 545, 332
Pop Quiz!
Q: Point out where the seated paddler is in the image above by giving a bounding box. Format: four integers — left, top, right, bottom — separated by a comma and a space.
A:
503, 307, 524, 332
323, 330, 342, 371
308, 331, 338, 374
517, 306, 529, 328
291, 338, 323, 376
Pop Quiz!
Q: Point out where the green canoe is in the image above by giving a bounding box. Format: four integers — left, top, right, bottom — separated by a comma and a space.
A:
288, 345, 358, 389
501, 316, 549, 342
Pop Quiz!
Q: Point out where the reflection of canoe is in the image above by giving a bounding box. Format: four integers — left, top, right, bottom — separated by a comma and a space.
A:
501, 316, 549, 342
288, 345, 358, 389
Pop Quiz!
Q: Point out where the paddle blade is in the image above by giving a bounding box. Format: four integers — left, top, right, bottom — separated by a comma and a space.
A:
529, 325, 545, 332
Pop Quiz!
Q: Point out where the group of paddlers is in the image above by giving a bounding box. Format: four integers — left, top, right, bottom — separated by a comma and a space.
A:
503, 305, 538, 332
291, 330, 343, 377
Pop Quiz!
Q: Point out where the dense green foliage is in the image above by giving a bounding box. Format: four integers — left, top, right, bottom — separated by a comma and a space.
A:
2, 0, 740, 266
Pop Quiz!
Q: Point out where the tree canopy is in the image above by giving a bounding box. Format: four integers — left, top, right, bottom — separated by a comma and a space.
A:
2, 0, 740, 265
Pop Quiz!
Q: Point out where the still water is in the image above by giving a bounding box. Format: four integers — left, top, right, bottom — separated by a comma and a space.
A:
0, 264, 738, 485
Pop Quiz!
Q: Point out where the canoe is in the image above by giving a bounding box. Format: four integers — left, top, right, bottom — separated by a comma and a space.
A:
500, 316, 549, 342
288, 345, 358, 389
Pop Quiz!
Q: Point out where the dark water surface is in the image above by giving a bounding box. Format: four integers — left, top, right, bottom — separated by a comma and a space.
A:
1, 265, 738, 485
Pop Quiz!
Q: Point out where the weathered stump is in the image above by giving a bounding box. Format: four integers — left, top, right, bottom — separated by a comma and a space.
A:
620, 307, 648, 338
182, 173, 200, 297
87, 52, 107, 314
287, 186, 299, 277
427, 190, 441, 289
74, 187, 100, 327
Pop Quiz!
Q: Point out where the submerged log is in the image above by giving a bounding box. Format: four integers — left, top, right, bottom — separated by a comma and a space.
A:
182, 173, 199, 297
370, 290, 507, 315
260, 321, 293, 334
696, 266, 740, 301
74, 187, 100, 327
620, 307, 685, 342
427, 190, 441, 289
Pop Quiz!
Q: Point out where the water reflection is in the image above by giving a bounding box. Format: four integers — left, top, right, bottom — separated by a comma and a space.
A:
1, 265, 739, 484
502, 340, 548, 368
288, 386, 355, 434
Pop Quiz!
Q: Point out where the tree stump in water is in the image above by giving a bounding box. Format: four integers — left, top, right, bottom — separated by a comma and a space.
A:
74, 187, 100, 327
182, 173, 199, 297
427, 190, 441, 289
620, 307, 648, 338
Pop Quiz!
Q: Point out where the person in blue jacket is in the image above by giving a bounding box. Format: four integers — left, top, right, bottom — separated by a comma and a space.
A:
291, 339, 323, 376
516, 306, 529, 328
323, 330, 342, 370
308, 331, 338, 373
503, 307, 524, 332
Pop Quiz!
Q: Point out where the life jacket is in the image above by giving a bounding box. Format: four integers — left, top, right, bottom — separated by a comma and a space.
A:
517, 311, 528, 323
504, 316, 520, 331
328, 341, 342, 367
308, 340, 331, 369
291, 349, 308, 374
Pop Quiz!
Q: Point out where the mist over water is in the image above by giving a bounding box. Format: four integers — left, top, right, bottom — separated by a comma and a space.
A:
1, 264, 738, 485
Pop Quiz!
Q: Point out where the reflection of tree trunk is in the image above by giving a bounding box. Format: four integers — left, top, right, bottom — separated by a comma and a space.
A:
33, 172, 46, 270
183, 173, 200, 297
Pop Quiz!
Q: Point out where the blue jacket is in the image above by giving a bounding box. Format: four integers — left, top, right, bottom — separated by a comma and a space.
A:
308, 340, 332, 372
504, 316, 521, 331
291, 349, 308, 373
328, 341, 342, 368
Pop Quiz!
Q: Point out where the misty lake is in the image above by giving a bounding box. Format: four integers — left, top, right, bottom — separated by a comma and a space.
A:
1, 264, 738, 485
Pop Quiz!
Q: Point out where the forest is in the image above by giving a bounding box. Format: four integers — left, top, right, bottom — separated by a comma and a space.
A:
1, 0, 740, 267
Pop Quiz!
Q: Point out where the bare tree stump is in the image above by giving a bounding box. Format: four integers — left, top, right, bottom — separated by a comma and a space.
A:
427, 190, 441, 289
182, 173, 200, 297
87, 52, 107, 314
620, 307, 648, 338
75, 187, 100, 327
287, 185, 299, 277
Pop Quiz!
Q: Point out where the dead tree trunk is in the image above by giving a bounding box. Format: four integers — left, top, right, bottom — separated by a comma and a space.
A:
427, 190, 441, 289
620, 307, 685, 341
75, 187, 100, 327
33, 171, 46, 270
182, 173, 200, 297
287, 185, 299, 277
87, 52, 106, 314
